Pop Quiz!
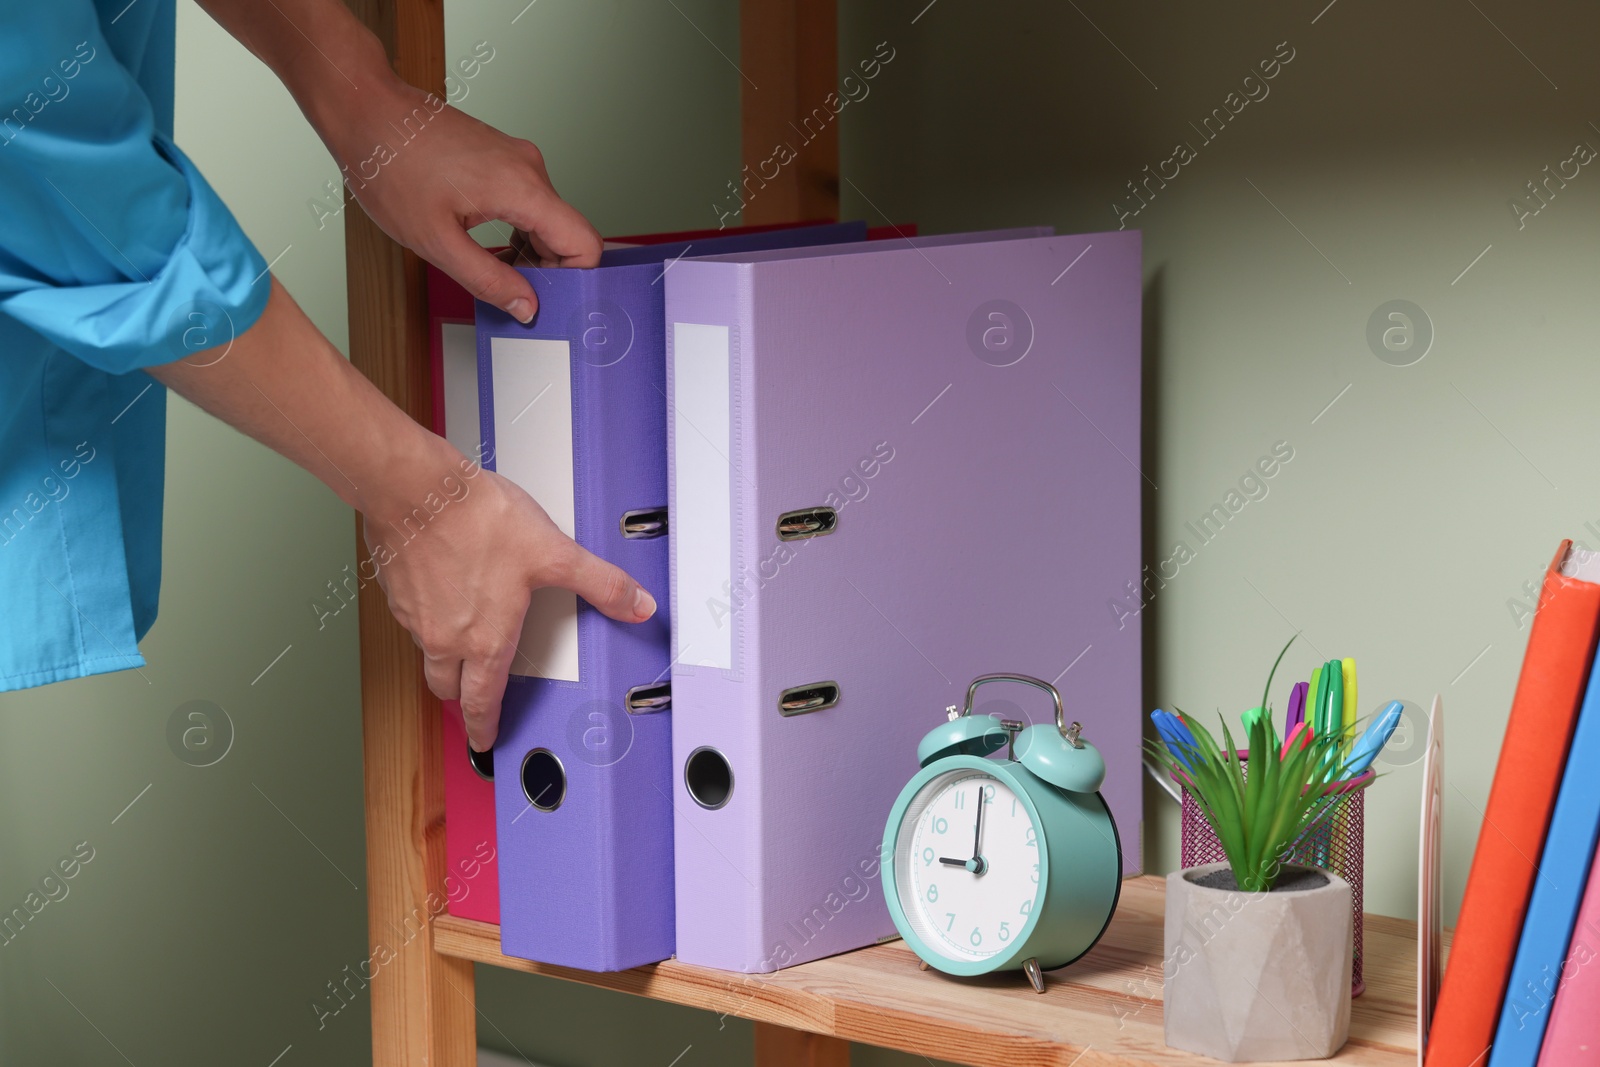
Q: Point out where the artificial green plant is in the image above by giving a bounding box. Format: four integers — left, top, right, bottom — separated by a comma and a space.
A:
1147, 637, 1372, 891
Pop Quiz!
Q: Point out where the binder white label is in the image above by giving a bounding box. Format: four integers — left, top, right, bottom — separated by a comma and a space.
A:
673, 322, 733, 671
490, 336, 581, 682
440, 323, 482, 462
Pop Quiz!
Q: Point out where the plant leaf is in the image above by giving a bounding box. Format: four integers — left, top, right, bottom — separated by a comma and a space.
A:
1163, 655, 1368, 890
1261, 632, 1298, 718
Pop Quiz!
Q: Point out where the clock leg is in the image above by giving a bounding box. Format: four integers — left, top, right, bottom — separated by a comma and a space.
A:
1023, 958, 1045, 994
919, 960, 930, 971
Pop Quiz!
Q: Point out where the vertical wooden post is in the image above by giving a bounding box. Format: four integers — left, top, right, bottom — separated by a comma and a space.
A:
349, 3, 844, 1064
343, 2, 477, 1066
755, 1022, 851, 1067
739, 0, 840, 224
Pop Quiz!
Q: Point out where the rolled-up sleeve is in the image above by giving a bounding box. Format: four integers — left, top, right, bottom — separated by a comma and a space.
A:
0, 9, 269, 374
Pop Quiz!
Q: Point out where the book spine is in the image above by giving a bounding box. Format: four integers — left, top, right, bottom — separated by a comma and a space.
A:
1538, 838, 1600, 1062
1492, 643, 1600, 1064
1428, 542, 1600, 1066
577, 268, 674, 968
440, 699, 499, 924
431, 271, 498, 923
668, 260, 771, 971
480, 268, 677, 970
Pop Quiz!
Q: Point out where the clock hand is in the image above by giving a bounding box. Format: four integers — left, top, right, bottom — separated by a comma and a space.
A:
937, 788, 992, 872
950, 787, 989, 876
972, 786, 984, 861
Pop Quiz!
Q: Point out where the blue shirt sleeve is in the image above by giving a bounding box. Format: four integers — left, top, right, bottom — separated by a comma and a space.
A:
0, 7, 269, 374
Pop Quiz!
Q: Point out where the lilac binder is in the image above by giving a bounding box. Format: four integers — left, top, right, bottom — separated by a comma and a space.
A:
666, 229, 1143, 972
478, 222, 867, 971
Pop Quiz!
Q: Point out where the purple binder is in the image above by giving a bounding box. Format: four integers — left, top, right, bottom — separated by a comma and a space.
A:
478, 222, 867, 971
666, 229, 1143, 972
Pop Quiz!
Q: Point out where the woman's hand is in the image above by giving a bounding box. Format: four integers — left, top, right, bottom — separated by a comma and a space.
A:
319, 79, 601, 323
363, 456, 654, 751
152, 281, 654, 751
196, 0, 600, 322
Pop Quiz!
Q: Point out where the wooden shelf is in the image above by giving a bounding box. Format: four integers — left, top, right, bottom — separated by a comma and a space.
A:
351, 5, 1433, 1065
433, 876, 1433, 1067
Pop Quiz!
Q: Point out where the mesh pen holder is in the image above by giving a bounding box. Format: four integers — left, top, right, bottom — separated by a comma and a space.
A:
1178, 761, 1366, 997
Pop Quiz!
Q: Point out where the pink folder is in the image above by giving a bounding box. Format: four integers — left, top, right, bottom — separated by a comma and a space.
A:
428, 264, 501, 923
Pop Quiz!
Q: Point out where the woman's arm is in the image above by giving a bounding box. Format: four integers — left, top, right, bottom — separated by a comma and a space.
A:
160, 2, 649, 749
194, 0, 598, 321
149, 280, 655, 750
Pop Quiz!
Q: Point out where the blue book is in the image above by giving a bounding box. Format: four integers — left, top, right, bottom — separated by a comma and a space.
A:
478, 221, 867, 971
1488, 635, 1600, 1064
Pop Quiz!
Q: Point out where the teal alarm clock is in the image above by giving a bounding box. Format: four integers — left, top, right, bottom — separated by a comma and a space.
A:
881, 674, 1122, 993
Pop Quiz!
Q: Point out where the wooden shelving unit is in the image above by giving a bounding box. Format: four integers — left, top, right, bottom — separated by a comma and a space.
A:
433, 875, 1432, 1067
345, 3, 1432, 1064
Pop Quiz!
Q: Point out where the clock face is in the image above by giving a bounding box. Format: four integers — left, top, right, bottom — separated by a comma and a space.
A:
894, 768, 1042, 963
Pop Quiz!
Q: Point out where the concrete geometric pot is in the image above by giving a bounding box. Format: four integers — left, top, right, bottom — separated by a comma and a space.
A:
1164, 863, 1352, 1062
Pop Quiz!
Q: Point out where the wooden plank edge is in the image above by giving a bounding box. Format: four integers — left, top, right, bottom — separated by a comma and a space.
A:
433, 915, 840, 1032
432, 911, 1117, 1067
433, 909, 1425, 1067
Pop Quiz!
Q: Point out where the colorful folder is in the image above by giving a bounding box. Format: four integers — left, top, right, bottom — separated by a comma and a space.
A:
428, 227, 881, 925
1427, 541, 1600, 1066
666, 228, 1144, 972
480, 222, 868, 970
1491, 570, 1600, 1065
428, 263, 500, 923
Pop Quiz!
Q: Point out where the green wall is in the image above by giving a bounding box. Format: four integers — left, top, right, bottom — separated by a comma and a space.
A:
4, 1, 1598, 1064
835, 0, 1600, 924
0, 7, 370, 1065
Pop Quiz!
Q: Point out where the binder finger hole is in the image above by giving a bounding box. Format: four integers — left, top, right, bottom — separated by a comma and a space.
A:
684, 746, 734, 810
779, 682, 840, 717
521, 748, 566, 812
467, 745, 494, 781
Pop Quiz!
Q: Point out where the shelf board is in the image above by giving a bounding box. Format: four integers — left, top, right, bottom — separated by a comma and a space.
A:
433, 875, 1434, 1066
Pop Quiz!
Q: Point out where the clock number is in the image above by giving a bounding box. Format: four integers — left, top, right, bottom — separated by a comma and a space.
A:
1010, 796, 1017, 817
1025, 826, 1036, 848
998, 921, 1011, 943
932, 816, 948, 835
1020, 899, 1033, 916
921, 847, 934, 867
945, 912, 956, 932
953, 791, 965, 810
1030, 863, 1040, 884
982, 784, 995, 803
926, 884, 939, 903
969, 927, 983, 947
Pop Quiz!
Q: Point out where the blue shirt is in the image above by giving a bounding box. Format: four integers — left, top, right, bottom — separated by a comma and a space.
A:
0, 3, 269, 690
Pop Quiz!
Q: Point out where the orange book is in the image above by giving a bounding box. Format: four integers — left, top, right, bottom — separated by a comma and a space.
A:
1425, 541, 1600, 1067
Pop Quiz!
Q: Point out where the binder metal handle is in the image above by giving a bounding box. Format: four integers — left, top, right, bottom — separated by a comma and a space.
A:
625, 681, 671, 715
621, 507, 668, 539
779, 681, 841, 717
776, 506, 837, 541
